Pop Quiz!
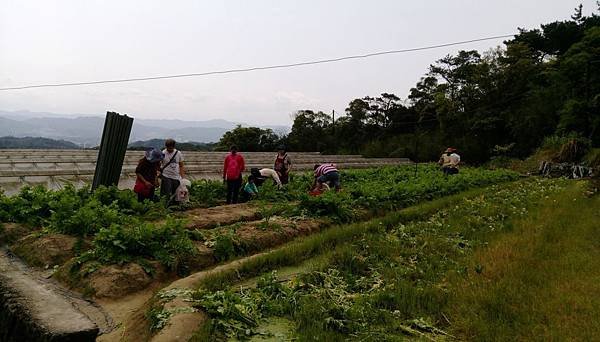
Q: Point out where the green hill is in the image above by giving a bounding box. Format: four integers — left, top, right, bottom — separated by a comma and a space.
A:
0, 136, 80, 149
128, 139, 216, 151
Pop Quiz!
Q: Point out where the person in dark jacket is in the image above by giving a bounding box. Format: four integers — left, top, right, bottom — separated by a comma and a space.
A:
134, 148, 164, 202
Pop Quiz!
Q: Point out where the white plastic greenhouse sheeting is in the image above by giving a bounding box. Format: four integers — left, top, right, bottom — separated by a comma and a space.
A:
0, 150, 411, 195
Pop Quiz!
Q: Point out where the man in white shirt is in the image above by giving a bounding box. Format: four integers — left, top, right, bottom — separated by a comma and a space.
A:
160, 138, 186, 201
259, 168, 283, 188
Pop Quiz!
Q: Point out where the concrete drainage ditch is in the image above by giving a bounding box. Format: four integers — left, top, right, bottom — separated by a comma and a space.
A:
0, 248, 113, 341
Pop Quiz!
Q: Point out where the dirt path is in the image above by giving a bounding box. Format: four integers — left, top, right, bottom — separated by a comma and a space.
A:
149, 251, 270, 342
96, 282, 167, 342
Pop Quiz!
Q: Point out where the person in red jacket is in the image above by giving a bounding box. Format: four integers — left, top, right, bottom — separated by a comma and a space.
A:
223, 145, 245, 204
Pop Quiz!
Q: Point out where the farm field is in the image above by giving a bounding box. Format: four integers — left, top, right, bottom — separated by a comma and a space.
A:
2, 4, 599, 341
0, 165, 518, 340
186, 178, 600, 341
0, 149, 410, 194
0, 165, 600, 341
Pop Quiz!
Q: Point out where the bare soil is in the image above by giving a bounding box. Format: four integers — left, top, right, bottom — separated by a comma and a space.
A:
95, 282, 167, 342
89, 263, 157, 299
235, 216, 323, 253
181, 203, 263, 230
0, 223, 33, 244
11, 233, 81, 268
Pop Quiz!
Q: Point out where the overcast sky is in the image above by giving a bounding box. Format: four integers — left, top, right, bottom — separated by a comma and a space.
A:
0, 0, 597, 125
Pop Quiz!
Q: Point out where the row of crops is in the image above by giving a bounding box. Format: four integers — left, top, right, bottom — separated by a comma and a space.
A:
0, 165, 518, 274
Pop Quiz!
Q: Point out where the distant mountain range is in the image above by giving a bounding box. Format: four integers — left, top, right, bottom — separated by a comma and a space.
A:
0, 110, 288, 146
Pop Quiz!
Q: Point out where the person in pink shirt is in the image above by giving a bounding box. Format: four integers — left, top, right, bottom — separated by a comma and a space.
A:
223, 145, 246, 204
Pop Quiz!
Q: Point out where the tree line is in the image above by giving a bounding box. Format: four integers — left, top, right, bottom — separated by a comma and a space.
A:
217, 5, 600, 163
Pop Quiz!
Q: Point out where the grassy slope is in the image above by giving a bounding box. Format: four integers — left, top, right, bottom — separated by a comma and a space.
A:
448, 182, 600, 340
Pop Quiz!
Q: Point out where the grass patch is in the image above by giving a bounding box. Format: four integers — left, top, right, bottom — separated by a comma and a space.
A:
447, 181, 600, 340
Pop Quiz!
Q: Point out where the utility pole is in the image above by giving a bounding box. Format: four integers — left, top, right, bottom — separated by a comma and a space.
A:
414, 121, 419, 178
332, 110, 336, 137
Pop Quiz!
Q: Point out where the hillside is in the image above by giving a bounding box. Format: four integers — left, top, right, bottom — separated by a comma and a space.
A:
0, 136, 80, 149
128, 139, 216, 151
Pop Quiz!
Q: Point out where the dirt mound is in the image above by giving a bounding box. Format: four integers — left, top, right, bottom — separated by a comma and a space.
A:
10, 233, 80, 268
0, 223, 32, 245
183, 242, 215, 272
237, 217, 322, 252
89, 263, 153, 298
151, 298, 208, 342
182, 203, 262, 230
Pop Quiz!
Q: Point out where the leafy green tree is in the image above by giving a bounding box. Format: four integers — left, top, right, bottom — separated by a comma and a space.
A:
217, 125, 282, 152
274, 6, 600, 161
287, 110, 334, 152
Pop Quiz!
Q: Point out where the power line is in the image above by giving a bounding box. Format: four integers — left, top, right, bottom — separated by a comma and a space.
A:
0, 34, 514, 91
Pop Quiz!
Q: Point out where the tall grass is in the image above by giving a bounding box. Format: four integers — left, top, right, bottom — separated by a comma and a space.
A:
448, 182, 600, 340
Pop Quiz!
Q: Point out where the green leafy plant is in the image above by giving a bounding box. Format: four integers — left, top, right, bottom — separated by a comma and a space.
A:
83, 218, 197, 269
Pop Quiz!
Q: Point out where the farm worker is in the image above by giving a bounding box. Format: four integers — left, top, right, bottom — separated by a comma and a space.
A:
223, 145, 246, 204
259, 168, 283, 188
134, 148, 164, 202
240, 175, 259, 202
438, 147, 460, 175
313, 163, 341, 192
160, 139, 186, 203
274, 145, 292, 185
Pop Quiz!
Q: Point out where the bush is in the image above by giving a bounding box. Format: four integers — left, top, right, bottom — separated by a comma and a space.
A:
554, 136, 591, 163
585, 148, 600, 169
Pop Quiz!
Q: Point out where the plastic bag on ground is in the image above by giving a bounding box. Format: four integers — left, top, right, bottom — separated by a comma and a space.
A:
176, 179, 191, 203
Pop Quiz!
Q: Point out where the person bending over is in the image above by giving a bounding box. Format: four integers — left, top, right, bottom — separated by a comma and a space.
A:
313, 163, 341, 192
240, 175, 259, 202
134, 148, 163, 202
